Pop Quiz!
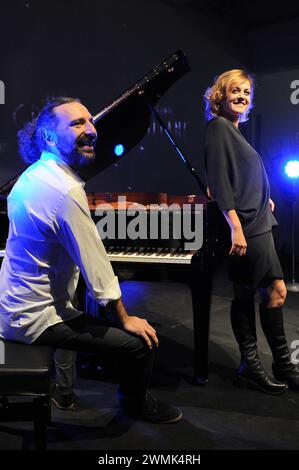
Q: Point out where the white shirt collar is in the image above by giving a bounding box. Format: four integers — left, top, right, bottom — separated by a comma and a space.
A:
40, 150, 85, 186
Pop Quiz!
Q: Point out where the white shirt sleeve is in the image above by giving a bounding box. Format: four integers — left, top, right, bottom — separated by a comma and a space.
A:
55, 186, 122, 306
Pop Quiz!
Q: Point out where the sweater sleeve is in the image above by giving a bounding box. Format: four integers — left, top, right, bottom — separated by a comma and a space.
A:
205, 119, 235, 211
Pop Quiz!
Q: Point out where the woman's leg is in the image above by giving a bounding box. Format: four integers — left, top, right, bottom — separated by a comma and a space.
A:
232, 283, 256, 338
259, 279, 299, 390
230, 283, 287, 394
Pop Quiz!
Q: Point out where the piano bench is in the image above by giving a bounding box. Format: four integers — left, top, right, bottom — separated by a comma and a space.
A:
0, 338, 52, 450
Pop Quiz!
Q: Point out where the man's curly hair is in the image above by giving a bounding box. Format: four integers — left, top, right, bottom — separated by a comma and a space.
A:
203, 69, 254, 123
17, 96, 80, 164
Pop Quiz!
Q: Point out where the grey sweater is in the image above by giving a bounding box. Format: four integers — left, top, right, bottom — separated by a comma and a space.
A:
204, 116, 277, 238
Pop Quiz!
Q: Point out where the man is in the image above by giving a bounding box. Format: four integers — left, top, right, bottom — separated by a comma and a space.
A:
0, 97, 182, 423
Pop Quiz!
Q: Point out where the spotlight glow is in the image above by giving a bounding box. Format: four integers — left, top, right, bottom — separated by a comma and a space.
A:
114, 144, 125, 157
285, 160, 299, 179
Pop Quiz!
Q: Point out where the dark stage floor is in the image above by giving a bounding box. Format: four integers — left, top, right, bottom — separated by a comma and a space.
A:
1, 265, 299, 451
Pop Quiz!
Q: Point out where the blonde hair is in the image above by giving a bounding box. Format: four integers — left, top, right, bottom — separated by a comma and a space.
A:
204, 69, 254, 123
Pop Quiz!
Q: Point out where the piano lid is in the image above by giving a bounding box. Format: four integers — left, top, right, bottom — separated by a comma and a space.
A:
0, 50, 190, 196
78, 50, 190, 180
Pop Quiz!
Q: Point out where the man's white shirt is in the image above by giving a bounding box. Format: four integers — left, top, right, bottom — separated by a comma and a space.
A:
0, 151, 121, 343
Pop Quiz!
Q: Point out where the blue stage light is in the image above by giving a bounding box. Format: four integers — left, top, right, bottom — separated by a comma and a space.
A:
285, 160, 299, 179
114, 144, 125, 157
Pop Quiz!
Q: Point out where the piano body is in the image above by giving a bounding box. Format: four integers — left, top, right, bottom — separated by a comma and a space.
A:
86, 191, 225, 383
0, 50, 226, 384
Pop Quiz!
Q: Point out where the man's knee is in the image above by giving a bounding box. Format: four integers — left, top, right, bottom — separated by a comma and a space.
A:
122, 333, 155, 362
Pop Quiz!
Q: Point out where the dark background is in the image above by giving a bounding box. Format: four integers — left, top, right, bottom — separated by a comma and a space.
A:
1, 0, 299, 259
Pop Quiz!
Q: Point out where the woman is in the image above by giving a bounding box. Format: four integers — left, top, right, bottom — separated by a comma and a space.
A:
204, 69, 299, 394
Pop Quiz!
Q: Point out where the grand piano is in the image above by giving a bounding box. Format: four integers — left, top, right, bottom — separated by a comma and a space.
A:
0, 50, 226, 384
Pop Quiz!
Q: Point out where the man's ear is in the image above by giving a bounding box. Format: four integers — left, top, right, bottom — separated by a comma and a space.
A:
42, 127, 57, 147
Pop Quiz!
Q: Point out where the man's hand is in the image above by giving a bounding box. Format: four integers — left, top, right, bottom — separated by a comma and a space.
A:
111, 298, 159, 349
269, 198, 275, 212
122, 316, 159, 349
229, 225, 247, 256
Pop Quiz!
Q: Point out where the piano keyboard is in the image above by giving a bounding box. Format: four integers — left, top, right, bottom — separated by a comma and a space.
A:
0, 248, 195, 264
106, 248, 195, 264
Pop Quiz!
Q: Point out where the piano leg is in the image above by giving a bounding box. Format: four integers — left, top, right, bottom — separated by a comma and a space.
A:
188, 254, 214, 385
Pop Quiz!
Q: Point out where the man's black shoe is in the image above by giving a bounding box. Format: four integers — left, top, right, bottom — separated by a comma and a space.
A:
51, 384, 78, 411
124, 393, 182, 424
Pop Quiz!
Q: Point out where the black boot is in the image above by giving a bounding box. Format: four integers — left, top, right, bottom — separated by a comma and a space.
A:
231, 299, 287, 395
260, 304, 299, 391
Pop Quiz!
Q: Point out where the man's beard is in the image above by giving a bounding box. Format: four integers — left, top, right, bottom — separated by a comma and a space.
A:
64, 146, 96, 169
60, 136, 96, 169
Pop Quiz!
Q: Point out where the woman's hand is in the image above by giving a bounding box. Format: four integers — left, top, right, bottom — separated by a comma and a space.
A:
269, 198, 275, 212
223, 209, 247, 257
229, 225, 247, 256
122, 316, 159, 349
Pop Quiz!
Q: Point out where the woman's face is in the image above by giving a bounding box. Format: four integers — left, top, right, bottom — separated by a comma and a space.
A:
221, 79, 251, 122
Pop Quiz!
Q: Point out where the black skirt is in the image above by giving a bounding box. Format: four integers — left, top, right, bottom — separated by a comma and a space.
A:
228, 230, 284, 290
